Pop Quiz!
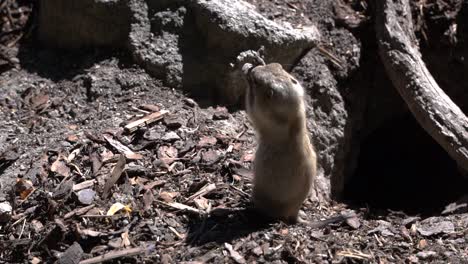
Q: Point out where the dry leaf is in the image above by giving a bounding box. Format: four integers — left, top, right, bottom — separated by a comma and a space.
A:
67, 148, 81, 163
159, 191, 178, 203
15, 178, 34, 199
143, 180, 165, 190
107, 202, 132, 216
197, 136, 217, 147
143, 189, 154, 211
100, 149, 115, 162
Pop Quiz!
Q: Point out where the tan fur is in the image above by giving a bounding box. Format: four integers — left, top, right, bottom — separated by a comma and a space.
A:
244, 63, 317, 224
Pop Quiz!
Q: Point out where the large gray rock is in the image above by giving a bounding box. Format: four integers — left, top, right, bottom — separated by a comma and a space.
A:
38, 0, 319, 104
128, 0, 320, 104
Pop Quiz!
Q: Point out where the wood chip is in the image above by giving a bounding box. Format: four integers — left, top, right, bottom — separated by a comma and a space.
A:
139, 104, 160, 112
143, 189, 154, 211
225, 243, 246, 264
57, 242, 83, 264
51, 157, 70, 178
73, 180, 96, 192
103, 134, 143, 160
124, 110, 169, 133
143, 180, 165, 190
102, 154, 126, 199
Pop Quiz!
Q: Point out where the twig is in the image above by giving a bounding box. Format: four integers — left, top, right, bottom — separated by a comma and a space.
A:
229, 185, 250, 198
10, 216, 27, 228
18, 218, 26, 239
64, 204, 96, 219
79, 244, 155, 264
304, 212, 357, 229
316, 45, 344, 69
185, 183, 216, 202
155, 200, 201, 214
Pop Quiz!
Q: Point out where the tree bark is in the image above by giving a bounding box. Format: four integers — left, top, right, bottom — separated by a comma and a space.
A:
376, 0, 468, 172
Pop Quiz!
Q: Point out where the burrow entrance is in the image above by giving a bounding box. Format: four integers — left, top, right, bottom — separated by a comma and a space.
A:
343, 114, 468, 215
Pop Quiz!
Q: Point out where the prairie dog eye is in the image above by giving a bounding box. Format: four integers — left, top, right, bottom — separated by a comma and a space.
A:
290, 78, 298, 84
268, 89, 274, 98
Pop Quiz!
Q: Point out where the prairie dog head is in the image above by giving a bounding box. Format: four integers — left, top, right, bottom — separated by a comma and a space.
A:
243, 63, 306, 135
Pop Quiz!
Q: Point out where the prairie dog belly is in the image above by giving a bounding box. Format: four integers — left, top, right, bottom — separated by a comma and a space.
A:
253, 144, 312, 202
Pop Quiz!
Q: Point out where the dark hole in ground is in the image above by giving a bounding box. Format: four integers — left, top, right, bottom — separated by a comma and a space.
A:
344, 114, 468, 216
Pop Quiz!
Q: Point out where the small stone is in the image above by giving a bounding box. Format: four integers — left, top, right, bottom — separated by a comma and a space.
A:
183, 98, 197, 107
66, 134, 79, 143
201, 149, 220, 164
159, 191, 178, 203
252, 246, 263, 256
158, 146, 178, 165
417, 239, 428, 249
261, 243, 271, 255
57, 242, 83, 264
416, 251, 437, 260
345, 215, 361, 229
241, 152, 254, 162
407, 255, 419, 263
164, 115, 184, 129
162, 132, 180, 142
31, 257, 41, 264
161, 254, 173, 264
417, 218, 454, 236
194, 197, 209, 210
31, 220, 45, 233
197, 136, 217, 147
0, 202, 12, 223
108, 237, 123, 249
212, 106, 230, 120
144, 129, 162, 141
402, 216, 420, 226
77, 189, 96, 205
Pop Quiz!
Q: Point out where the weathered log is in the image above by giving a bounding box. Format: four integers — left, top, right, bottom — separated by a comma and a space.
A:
376, 0, 468, 172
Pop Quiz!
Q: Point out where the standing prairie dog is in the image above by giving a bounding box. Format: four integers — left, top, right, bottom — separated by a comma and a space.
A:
243, 62, 317, 224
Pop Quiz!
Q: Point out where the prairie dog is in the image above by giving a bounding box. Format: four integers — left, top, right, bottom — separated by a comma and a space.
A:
243, 62, 317, 224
